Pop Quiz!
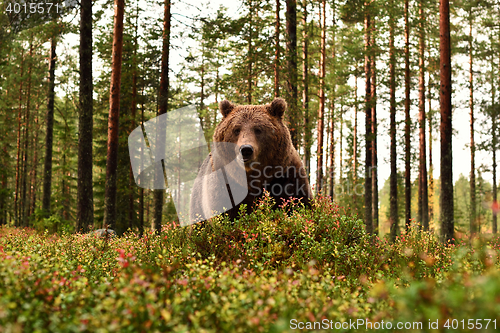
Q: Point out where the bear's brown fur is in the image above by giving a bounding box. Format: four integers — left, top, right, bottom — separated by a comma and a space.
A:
190, 98, 312, 223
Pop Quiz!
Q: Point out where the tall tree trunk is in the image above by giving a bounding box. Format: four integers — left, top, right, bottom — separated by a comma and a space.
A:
302, 0, 310, 181
329, 5, 336, 199
492, 54, 498, 234
404, 0, 411, 231
389, 0, 398, 241
439, 0, 454, 243
353, 73, 358, 183
129, 4, 139, 231
14, 50, 25, 226
418, 0, 429, 230
428, 72, 434, 223
286, 0, 299, 148
275, 0, 280, 98
30, 102, 40, 218
104, 0, 125, 230
468, 10, 476, 236
371, 47, 378, 235
43, 37, 57, 218
364, 2, 373, 235
139, 95, 145, 237
21, 38, 34, 226
316, 0, 326, 195
247, 2, 253, 105
76, 0, 94, 232
153, 0, 171, 234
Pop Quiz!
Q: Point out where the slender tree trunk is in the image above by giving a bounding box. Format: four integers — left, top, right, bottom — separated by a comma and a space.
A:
286, 0, 299, 148
371, 48, 378, 235
153, 0, 171, 234
42, 37, 57, 218
354, 73, 358, 182
21, 38, 34, 226
364, 2, 373, 234
247, 4, 253, 105
104, 0, 125, 230
404, 0, 411, 230
492, 54, 498, 234
339, 103, 343, 182
389, 0, 398, 241
76, 0, 94, 232
468, 11, 476, 236
139, 95, 145, 237
418, 0, 429, 230
275, 0, 280, 98
316, 0, 326, 195
439, 0, 454, 243
14, 50, 25, 226
302, 0, 310, 181
129, 5, 139, 232
428, 73, 434, 223
31, 102, 40, 218
329, 5, 336, 199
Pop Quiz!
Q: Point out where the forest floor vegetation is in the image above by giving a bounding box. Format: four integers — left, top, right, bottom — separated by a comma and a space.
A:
1, 194, 500, 332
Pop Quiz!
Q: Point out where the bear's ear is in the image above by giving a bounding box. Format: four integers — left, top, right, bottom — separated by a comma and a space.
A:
269, 98, 287, 119
219, 100, 235, 118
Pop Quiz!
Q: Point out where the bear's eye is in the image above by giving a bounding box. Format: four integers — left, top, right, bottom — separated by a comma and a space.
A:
234, 128, 241, 135
254, 128, 262, 135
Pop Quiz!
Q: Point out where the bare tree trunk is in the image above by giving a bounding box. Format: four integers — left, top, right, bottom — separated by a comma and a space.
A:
104, 0, 125, 230
353, 73, 358, 212
129, 5, 139, 232
286, 0, 299, 148
139, 95, 145, 237
492, 54, 498, 234
439, 0, 454, 243
247, 2, 253, 105
389, 0, 398, 241
371, 49, 378, 235
468, 10, 476, 236
76, 0, 94, 232
404, 0, 411, 231
14, 50, 25, 226
428, 72, 434, 223
418, 0, 429, 230
30, 101, 40, 218
42, 37, 57, 219
153, 0, 171, 234
275, 0, 280, 98
329, 5, 336, 199
302, 0, 311, 181
364, 2, 373, 234
20, 38, 33, 226
316, 0, 326, 195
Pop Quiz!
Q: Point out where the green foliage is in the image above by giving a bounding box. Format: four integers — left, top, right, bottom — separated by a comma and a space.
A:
1, 198, 500, 331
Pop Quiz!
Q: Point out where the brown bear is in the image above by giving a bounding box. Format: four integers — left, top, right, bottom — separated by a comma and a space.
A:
189, 98, 312, 223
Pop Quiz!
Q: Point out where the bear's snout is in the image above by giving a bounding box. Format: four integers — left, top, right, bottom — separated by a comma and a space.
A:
239, 145, 254, 161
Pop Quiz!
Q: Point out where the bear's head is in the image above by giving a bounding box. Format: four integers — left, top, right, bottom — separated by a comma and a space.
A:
213, 98, 291, 171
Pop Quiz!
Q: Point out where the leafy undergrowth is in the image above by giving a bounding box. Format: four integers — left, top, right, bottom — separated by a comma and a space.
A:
1, 195, 500, 332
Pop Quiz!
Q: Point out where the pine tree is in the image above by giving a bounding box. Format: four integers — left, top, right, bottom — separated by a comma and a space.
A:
153, 0, 171, 234
417, 0, 429, 230
76, 0, 94, 232
389, 0, 398, 240
316, 0, 326, 195
42, 36, 57, 218
104, 0, 125, 230
440, 0, 454, 243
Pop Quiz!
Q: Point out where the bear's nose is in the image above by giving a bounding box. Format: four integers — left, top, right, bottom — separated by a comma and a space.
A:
240, 145, 254, 160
